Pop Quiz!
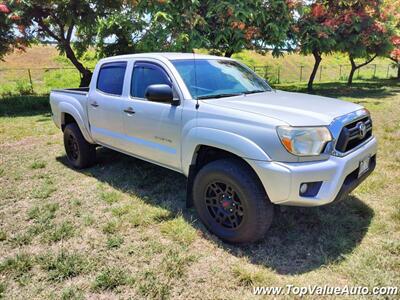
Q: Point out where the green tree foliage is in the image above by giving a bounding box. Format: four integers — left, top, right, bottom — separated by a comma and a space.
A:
5, 0, 121, 86
200, 0, 295, 57
96, 1, 294, 58
95, 1, 206, 56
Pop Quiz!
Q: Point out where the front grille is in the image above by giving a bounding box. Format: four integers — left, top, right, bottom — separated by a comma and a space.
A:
335, 116, 372, 153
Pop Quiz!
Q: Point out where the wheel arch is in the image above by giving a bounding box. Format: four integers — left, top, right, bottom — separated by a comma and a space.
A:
185, 144, 269, 208
182, 127, 271, 177
59, 102, 94, 144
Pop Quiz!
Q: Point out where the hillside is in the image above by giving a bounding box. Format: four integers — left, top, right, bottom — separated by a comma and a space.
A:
0, 45, 397, 95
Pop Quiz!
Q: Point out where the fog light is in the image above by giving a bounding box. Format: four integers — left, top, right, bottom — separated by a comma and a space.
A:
300, 183, 308, 194
299, 181, 323, 197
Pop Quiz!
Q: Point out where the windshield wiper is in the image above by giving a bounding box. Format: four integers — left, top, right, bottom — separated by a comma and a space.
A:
197, 93, 241, 100
242, 89, 267, 95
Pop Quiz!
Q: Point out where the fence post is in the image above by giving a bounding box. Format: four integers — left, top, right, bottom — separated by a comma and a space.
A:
339, 65, 342, 80
300, 65, 304, 82
264, 66, 269, 80
277, 67, 280, 84
319, 66, 323, 81
27, 69, 34, 93
387, 64, 390, 78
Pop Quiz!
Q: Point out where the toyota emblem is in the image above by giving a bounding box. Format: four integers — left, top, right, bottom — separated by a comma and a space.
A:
357, 122, 367, 139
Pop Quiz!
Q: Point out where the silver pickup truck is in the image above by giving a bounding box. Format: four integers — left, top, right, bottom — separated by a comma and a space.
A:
50, 53, 377, 243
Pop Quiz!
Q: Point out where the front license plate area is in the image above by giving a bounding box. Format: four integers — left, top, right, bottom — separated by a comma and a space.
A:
358, 156, 370, 178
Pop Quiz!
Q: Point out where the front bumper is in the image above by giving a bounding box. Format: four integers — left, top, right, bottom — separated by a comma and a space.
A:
246, 137, 377, 207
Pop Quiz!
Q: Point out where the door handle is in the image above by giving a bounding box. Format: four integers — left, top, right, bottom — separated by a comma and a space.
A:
90, 102, 99, 107
123, 107, 135, 114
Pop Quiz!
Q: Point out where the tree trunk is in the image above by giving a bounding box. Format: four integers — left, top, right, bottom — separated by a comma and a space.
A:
348, 54, 377, 86
224, 50, 234, 57
348, 56, 357, 86
307, 51, 322, 92
397, 63, 400, 80
64, 42, 92, 87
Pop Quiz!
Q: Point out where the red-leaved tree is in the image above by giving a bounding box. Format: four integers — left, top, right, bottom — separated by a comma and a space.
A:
296, 1, 337, 91
0, 2, 26, 60
332, 0, 395, 85
385, 0, 400, 79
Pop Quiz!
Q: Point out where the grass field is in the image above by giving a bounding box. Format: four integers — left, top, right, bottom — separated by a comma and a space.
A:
0, 46, 398, 96
0, 79, 399, 299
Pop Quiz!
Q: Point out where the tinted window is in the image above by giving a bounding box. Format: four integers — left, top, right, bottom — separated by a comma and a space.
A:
97, 62, 127, 95
131, 64, 171, 98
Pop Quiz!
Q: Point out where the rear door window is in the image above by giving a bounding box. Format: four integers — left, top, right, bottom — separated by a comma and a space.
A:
97, 62, 127, 95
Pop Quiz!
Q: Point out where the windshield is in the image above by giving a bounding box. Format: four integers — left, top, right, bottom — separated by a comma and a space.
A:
171, 59, 271, 99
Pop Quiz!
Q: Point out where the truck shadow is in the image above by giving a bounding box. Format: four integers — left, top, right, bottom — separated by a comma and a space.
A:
56, 147, 374, 275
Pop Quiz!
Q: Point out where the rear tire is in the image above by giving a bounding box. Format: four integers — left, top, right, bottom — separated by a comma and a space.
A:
193, 159, 273, 244
63, 123, 96, 169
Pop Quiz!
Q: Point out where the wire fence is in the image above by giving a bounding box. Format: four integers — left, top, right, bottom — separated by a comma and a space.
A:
0, 62, 398, 96
253, 63, 399, 84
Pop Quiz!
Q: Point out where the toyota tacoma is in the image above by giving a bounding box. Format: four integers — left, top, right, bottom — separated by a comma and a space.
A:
50, 53, 377, 244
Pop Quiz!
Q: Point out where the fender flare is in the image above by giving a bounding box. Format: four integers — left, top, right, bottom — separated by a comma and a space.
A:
58, 102, 95, 144
181, 127, 271, 176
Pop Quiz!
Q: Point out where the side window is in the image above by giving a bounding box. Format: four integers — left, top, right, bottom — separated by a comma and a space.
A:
97, 62, 127, 95
131, 63, 171, 99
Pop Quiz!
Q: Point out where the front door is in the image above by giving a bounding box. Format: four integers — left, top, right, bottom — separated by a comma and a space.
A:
120, 61, 182, 171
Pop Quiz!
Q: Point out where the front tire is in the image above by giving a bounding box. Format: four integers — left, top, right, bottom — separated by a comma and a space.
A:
63, 123, 96, 169
193, 159, 273, 244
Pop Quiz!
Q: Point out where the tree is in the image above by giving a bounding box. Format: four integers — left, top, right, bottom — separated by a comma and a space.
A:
6, 0, 121, 86
331, 0, 394, 85
385, 0, 400, 79
95, 7, 146, 58
201, 0, 294, 57
390, 35, 400, 79
95, 1, 294, 59
296, 1, 337, 91
0, 2, 25, 60
95, 1, 206, 56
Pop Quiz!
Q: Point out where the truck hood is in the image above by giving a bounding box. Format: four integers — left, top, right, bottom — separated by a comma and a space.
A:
203, 90, 362, 126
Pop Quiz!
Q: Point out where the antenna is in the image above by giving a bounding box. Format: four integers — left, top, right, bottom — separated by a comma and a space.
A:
192, 49, 199, 109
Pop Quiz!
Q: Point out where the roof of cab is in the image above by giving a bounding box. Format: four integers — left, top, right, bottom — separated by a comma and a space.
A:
99, 52, 230, 63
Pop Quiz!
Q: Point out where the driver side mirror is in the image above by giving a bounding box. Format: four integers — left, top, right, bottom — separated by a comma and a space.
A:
145, 84, 180, 106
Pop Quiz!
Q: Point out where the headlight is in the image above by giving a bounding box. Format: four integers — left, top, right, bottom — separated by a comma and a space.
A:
276, 126, 332, 156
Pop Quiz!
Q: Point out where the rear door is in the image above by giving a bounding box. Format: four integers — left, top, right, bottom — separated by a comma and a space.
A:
87, 61, 127, 149
120, 61, 183, 171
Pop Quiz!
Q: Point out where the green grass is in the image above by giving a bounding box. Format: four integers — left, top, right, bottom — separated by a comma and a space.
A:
160, 216, 197, 246
30, 160, 46, 169
92, 267, 131, 291
28, 203, 59, 223
44, 221, 75, 243
38, 252, 89, 282
0, 253, 34, 279
0, 231, 6, 242
0, 95, 50, 115
0, 78, 399, 298
0, 282, 5, 299
106, 235, 124, 249
61, 287, 84, 300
